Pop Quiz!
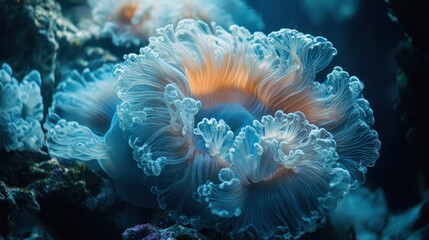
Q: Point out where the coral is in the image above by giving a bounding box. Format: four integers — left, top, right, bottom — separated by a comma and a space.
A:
121, 223, 160, 240
44, 64, 157, 208
0, 150, 122, 239
0, 63, 44, 152
27, 159, 117, 210
114, 19, 380, 238
121, 223, 207, 240
89, 0, 264, 47
160, 224, 208, 240
60, 46, 119, 74
0, 0, 59, 89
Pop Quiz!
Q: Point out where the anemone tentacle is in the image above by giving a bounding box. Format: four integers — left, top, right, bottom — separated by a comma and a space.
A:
0, 63, 44, 152
198, 111, 351, 239
44, 64, 157, 208
44, 65, 119, 164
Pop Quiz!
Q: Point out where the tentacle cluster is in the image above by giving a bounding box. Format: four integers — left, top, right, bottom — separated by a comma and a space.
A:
114, 19, 380, 238
44, 65, 118, 165
0, 63, 44, 152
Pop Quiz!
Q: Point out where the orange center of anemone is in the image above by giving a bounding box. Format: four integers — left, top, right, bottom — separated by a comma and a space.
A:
120, 3, 139, 22
183, 48, 339, 125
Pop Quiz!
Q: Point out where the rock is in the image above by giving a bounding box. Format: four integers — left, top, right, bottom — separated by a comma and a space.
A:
0, 181, 40, 236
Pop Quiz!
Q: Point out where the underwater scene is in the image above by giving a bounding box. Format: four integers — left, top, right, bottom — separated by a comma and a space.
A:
1, 0, 428, 239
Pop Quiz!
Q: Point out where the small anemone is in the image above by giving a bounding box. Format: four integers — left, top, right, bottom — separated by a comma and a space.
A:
0, 63, 44, 152
89, 0, 264, 47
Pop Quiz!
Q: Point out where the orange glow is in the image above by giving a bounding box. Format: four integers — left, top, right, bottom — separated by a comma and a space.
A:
183, 45, 339, 125
120, 3, 139, 23
184, 48, 267, 109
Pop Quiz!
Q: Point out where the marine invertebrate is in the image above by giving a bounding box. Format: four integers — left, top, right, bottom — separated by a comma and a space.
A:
89, 0, 264, 47
114, 19, 380, 238
0, 63, 44, 152
44, 64, 156, 207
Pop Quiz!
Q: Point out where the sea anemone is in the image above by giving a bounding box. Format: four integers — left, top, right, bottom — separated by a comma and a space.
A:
44, 64, 157, 207
114, 19, 380, 238
0, 63, 44, 152
89, 0, 264, 47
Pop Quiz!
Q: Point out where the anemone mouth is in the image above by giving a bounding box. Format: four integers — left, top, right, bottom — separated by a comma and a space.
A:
181, 40, 336, 128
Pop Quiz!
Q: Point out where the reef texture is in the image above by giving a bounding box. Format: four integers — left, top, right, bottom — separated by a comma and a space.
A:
0, 0, 97, 100
122, 223, 207, 240
0, 181, 40, 236
0, 149, 116, 238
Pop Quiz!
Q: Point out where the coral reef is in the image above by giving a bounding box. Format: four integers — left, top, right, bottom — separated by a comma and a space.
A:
121, 223, 207, 240
60, 46, 119, 75
0, 0, 59, 89
27, 159, 117, 210
0, 150, 120, 239
121, 223, 160, 240
0, 0, 97, 101
1, 1, 398, 239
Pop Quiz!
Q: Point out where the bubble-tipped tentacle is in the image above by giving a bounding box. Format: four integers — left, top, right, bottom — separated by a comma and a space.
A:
44, 65, 119, 162
198, 112, 351, 239
0, 63, 44, 151
44, 64, 157, 208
